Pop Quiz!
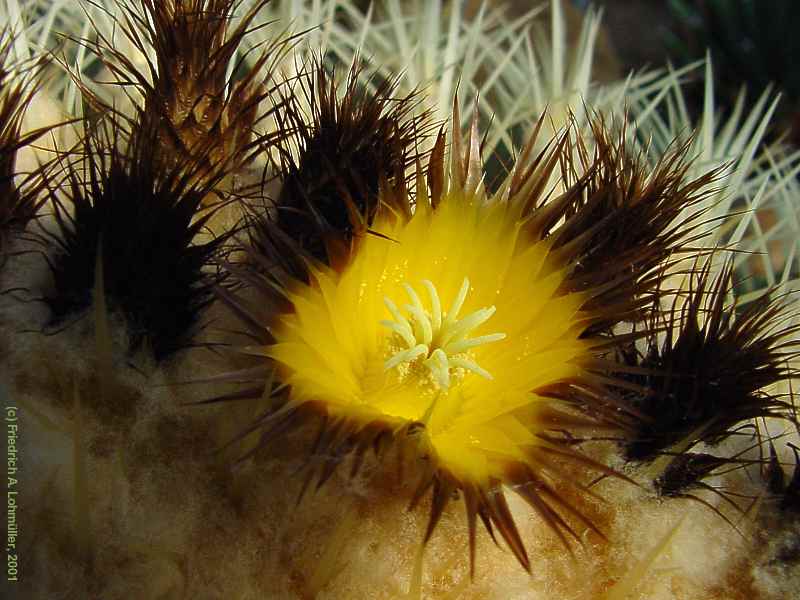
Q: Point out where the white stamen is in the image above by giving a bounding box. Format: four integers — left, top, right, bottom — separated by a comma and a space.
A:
439, 306, 497, 347
384, 343, 428, 371
446, 278, 470, 326
422, 280, 441, 330
444, 332, 507, 355
381, 277, 505, 389
405, 303, 432, 345
450, 357, 494, 380
382, 298, 415, 345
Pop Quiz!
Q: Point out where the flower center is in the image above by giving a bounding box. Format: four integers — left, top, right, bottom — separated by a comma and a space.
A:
380, 277, 506, 390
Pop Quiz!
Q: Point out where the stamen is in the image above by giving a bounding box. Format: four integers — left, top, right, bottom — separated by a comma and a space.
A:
444, 333, 507, 355
439, 306, 497, 347
450, 357, 494, 380
422, 280, 441, 330
446, 278, 470, 326
381, 277, 506, 389
385, 344, 428, 371
424, 348, 450, 389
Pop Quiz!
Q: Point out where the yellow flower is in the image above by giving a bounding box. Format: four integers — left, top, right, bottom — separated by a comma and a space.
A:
268, 191, 591, 485
232, 109, 716, 572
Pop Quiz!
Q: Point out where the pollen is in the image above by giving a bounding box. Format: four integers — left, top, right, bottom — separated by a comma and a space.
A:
380, 278, 506, 389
